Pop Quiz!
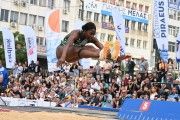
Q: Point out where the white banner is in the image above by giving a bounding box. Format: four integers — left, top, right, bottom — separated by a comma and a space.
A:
22, 26, 37, 65
176, 32, 180, 62
153, 0, 169, 62
112, 8, 126, 55
2, 28, 16, 68
84, 0, 148, 24
46, 9, 62, 72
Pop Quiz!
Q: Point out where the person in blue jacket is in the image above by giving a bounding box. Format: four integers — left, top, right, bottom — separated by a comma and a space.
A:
0, 60, 9, 92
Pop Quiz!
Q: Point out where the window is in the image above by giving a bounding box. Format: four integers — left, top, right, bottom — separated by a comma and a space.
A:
100, 33, 106, 41
143, 41, 147, 49
130, 38, 135, 47
107, 34, 113, 41
169, 25, 176, 36
48, 0, 54, 9
78, 9, 82, 19
139, 4, 143, 11
174, 10, 177, 20
109, 16, 113, 23
86, 11, 92, 20
169, 25, 173, 35
125, 37, 128, 46
173, 26, 176, 36
0, 9, 9, 22
38, 16, 45, 26
126, 1, 131, 8
119, 0, 124, 6
101, 15, 106, 22
39, 0, 46, 7
131, 21, 136, 30
10, 11, 19, 23
168, 42, 175, 52
94, 13, 99, 22
169, 9, 174, 19
63, 0, 70, 11
37, 37, 44, 46
19, 13, 27, 25
132, 3, 137, 10
125, 20, 129, 28
30, 0, 37, 5
145, 6, 149, 13
62, 20, 69, 32
29, 14, 36, 25
178, 11, 180, 20
110, 0, 115, 5
137, 39, 141, 48
177, 27, 179, 36
138, 22, 142, 31
144, 24, 148, 32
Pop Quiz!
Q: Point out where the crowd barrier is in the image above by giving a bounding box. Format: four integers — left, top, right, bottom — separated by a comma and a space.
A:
0, 97, 56, 107
118, 98, 180, 120
78, 105, 119, 112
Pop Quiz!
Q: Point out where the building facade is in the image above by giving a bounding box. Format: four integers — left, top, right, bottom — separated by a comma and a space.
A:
168, 0, 180, 64
2, 0, 174, 69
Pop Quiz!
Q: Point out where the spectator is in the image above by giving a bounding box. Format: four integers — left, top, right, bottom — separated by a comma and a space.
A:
0, 60, 9, 92
139, 57, 148, 80
126, 56, 135, 78
35, 61, 41, 74
28, 60, 36, 72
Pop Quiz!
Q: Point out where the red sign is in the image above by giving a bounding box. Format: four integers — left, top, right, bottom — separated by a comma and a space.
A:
140, 101, 151, 111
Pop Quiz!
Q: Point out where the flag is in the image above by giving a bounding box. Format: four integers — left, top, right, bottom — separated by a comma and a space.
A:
22, 26, 37, 65
153, 0, 169, 62
112, 8, 126, 56
2, 27, 16, 68
46, 9, 62, 72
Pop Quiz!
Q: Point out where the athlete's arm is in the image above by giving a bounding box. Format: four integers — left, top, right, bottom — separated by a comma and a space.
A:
90, 36, 103, 50
61, 30, 79, 60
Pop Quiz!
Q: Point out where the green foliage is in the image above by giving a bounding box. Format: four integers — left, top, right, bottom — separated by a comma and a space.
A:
0, 31, 27, 64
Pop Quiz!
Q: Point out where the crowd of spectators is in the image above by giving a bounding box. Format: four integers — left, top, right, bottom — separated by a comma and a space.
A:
0, 57, 180, 109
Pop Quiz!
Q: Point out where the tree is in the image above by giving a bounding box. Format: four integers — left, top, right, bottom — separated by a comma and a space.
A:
0, 31, 27, 64
13, 31, 27, 63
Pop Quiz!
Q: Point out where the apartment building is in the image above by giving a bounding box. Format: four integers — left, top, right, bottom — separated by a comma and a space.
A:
0, 0, 155, 67
168, 0, 180, 62
81, 0, 154, 66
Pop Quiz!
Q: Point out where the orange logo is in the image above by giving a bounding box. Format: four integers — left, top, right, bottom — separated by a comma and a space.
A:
140, 101, 151, 111
48, 10, 60, 33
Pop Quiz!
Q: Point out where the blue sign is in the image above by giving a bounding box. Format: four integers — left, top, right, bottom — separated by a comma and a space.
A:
101, 10, 148, 24
118, 99, 180, 120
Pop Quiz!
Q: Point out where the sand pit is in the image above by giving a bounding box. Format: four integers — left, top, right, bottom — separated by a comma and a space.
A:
0, 111, 104, 120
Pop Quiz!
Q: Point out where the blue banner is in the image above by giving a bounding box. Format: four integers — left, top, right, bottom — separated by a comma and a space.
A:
118, 99, 180, 120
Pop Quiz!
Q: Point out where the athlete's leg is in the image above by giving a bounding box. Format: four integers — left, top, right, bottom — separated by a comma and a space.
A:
56, 45, 80, 64
78, 45, 111, 60
78, 45, 100, 59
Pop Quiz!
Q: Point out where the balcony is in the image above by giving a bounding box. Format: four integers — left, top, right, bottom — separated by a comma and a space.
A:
101, 22, 114, 30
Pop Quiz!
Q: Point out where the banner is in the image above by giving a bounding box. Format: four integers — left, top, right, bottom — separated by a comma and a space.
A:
22, 26, 37, 65
84, 0, 148, 24
112, 8, 125, 55
46, 9, 62, 72
118, 99, 180, 120
176, 32, 180, 62
2, 28, 16, 68
153, 0, 169, 62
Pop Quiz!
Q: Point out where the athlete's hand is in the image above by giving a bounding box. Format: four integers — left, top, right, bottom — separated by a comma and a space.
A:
57, 58, 65, 66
